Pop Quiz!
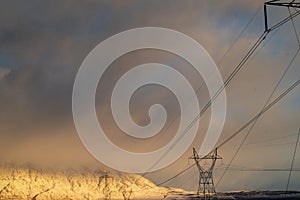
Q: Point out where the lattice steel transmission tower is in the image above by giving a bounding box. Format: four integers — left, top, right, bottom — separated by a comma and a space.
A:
190, 148, 222, 198
264, 0, 300, 32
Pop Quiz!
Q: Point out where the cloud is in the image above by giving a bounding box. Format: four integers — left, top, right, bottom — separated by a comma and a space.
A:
0, 0, 299, 192
0, 68, 11, 80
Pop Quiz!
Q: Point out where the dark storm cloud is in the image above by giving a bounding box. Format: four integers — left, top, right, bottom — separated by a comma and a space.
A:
0, 0, 264, 136
0, 0, 117, 135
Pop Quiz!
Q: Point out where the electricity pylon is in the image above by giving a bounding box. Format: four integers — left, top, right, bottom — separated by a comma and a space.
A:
264, 0, 300, 32
190, 148, 222, 199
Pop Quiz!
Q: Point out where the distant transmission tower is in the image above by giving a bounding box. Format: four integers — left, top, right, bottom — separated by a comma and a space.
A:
190, 148, 222, 198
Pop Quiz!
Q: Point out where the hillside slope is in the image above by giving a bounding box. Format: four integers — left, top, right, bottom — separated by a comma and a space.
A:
0, 165, 184, 200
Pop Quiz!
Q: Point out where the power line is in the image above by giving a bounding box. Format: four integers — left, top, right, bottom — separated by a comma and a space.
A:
288, 7, 300, 47
164, 6, 300, 168
153, 3, 300, 189
215, 74, 300, 151
268, 8, 300, 31
216, 5, 263, 65
244, 26, 281, 67
161, 76, 300, 188
245, 132, 298, 146
218, 167, 300, 172
157, 163, 196, 186
215, 163, 300, 172
142, 6, 268, 176
215, 47, 300, 187
244, 141, 300, 148
213, 48, 300, 150
192, 4, 263, 102
141, 5, 264, 177
286, 128, 300, 193
158, 74, 300, 185
144, 31, 268, 176
222, 132, 300, 148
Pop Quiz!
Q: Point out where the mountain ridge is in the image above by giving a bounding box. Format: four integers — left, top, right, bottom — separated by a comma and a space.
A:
0, 164, 185, 200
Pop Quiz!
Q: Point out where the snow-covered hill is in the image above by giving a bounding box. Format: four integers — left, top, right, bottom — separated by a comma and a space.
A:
1, 165, 300, 200
0, 165, 185, 200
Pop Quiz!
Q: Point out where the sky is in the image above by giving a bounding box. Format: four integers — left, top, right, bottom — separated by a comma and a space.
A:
0, 0, 300, 192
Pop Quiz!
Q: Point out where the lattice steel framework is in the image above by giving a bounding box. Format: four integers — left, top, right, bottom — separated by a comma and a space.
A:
264, 0, 300, 31
190, 148, 222, 198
